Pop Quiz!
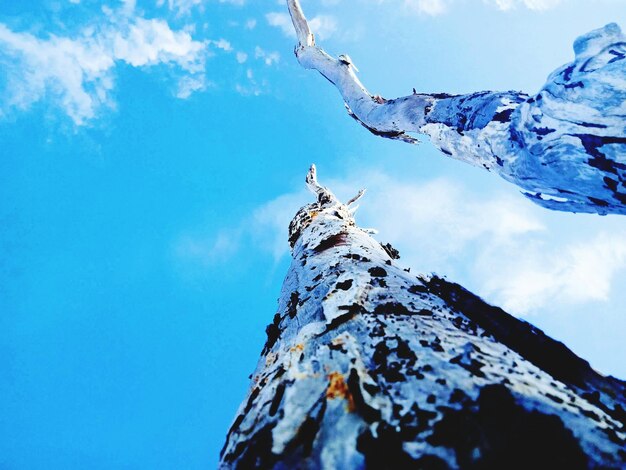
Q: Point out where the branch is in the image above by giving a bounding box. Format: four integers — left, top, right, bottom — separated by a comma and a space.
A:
285, 3, 626, 216
286, 0, 314, 47
306, 164, 337, 205
346, 189, 366, 207
286, 0, 425, 144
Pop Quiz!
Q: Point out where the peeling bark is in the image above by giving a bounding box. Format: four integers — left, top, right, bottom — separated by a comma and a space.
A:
220, 166, 626, 469
286, 0, 626, 216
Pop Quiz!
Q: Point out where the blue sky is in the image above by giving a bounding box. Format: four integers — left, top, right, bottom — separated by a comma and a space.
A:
1, 0, 626, 468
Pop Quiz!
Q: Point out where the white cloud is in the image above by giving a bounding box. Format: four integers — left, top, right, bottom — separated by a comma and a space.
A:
176, 75, 210, 98
253, 191, 310, 259
233, 67, 269, 96
480, 232, 626, 313
266, 12, 338, 41
174, 229, 241, 265
209, 38, 233, 52
405, 0, 449, 15
308, 15, 338, 41
402, 0, 562, 15
254, 46, 280, 66
486, 0, 562, 10
236, 51, 248, 63
353, 175, 626, 316
245, 171, 544, 264
266, 12, 296, 38
157, 0, 245, 17
245, 170, 626, 317
0, 6, 211, 124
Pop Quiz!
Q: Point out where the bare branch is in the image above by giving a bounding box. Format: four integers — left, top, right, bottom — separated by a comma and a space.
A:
285, 0, 424, 144
286, 0, 314, 47
346, 189, 366, 207
306, 164, 337, 205
285, 3, 626, 216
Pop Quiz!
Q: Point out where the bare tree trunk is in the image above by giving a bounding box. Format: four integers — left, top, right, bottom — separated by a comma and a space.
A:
285, 0, 626, 216
219, 166, 626, 469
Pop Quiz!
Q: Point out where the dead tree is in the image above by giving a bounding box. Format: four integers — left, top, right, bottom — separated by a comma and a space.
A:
286, 0, 626, 216
220, 166, 626, 469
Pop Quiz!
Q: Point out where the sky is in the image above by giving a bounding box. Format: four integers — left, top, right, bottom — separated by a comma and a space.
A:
1, 0, 626, 468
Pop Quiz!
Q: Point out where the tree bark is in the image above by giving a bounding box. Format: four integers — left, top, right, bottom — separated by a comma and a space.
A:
219, 166, 626, 469
286, 0, 626, 216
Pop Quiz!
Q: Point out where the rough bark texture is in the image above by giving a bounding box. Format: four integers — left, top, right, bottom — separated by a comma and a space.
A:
219, 166, 626, 469
286, 0, 626, 216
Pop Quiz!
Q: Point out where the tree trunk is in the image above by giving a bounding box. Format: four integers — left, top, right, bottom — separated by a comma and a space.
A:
219, 166, 626, 469
285, 0, 626, 216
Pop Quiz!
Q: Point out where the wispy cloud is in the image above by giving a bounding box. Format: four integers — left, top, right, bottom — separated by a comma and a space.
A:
240, 170, 626, 317
174, 229, 242, 266
404, 0, 448, 16
478, 232, 626, 313
402, 0, 563, 15
254, 46, 280, 66
209, 38, 233, 52
265, 12, 295, 38
253, 191, 310, 260
266, 12, 338, 41
231, 45, 281, 96
0, 4, 214, 124
485, 0, 563, 11
157, 0, 245, 17
234, 67, 270, 96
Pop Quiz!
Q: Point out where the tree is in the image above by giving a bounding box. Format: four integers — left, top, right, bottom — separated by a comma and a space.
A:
219, 166, 626, 469
285, 0, 626, 216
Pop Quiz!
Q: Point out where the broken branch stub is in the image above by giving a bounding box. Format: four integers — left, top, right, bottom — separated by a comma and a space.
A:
286, 0, 626, 216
